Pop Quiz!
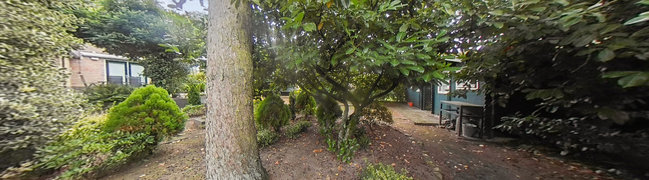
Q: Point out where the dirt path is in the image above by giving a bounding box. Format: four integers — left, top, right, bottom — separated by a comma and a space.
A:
102, 103, 613, 180
386, 103, 611, 180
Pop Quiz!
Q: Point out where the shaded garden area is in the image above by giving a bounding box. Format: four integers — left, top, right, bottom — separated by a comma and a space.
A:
2, 0, 649, 179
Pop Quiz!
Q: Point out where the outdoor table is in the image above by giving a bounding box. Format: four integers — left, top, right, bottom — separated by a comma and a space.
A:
439, 100, 485, 138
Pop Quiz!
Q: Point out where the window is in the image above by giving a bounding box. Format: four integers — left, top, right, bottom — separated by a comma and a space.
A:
455, 81, 479, 91
106, 61, 147, 86
107, 61, 126, 84
129, 63, 146, 86
438, 80, 451, 94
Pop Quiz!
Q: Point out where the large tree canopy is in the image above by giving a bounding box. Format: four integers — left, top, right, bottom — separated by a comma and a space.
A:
74, 0, 206, 93
250, 0, 460, 159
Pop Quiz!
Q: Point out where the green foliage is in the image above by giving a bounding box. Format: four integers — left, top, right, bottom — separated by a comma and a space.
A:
75, 0, 206, 94
30, 115, 156, 179
352, 127, 371, 149
84, 83, 134, 109
256, 129, 279, 148
445, 0, 649, 169
360, 102, 393, 126
362, 162, 413, 180
104, 85, 187, 141
378, 84, 408, 102
186, 72, 206, 92
316, 96, 343, 130
254, 95, 290, 132
187, 83, 202, 105
295, 90, 316, 115
325, 134, 337, 153
0, 0, 87, 172
181, 104, 205, 117
336, 138, 360, 163
252, 0, 458, 162
285, 121, 312, 139
288, 92, 297, 120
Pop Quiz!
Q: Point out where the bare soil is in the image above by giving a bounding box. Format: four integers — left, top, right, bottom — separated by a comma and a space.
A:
102, 103, 614, 180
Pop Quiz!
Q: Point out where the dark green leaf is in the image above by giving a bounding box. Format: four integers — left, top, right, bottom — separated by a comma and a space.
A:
624, 11, 649, 25
399, 23, 408, 32
597, 49, 615, 62
303, 22, 317, 32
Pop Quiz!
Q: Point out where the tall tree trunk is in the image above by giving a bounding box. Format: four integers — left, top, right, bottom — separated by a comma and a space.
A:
206, 1, 267, 179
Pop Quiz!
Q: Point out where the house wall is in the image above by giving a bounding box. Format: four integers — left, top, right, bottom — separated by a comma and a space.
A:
68, 57, 106, 88
406, 84, 434, 110
432, 80, 485, 115
406, 87, 421, 108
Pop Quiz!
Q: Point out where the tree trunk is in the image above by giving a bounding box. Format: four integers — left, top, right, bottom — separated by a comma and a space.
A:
206, 1, 267, 179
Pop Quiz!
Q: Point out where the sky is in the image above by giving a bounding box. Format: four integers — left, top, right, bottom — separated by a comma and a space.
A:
158, 0, 207, 13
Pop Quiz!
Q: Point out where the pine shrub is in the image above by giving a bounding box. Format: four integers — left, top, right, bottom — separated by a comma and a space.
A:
295, 90, 317, 115
181, 104, 206, 117
254, 95, 290, 132
316, 96, 342, 130
288, 92, 297, 120
187, 83, 201, 105
285, 121, 312, 139
104, 85, 187, 141
256, 129, 279, 148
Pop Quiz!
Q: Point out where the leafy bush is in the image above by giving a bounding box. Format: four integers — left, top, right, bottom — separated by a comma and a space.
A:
0, 0, 87, 172
182, 104, 206, 117
84, 83, 134, 109
353, 127, 371, 149
187, 83, 201, 105
361, 163, 413, 180
285, 121, 312, 139
254, 95, 290, 132
316, 96, 343, 131
337, 138, 359, 163
295, 90, 316, 115
24, 115, 156, 179
360, 102, 393, 127
256, 129, 279, 148
187, 72, 206, 92
104, 85, 187, 141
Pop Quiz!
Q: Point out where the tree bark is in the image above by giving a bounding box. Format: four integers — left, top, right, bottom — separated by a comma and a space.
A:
206, 1, 267, 179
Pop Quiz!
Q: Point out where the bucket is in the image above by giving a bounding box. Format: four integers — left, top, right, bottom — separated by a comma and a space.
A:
462, 123, 479, 138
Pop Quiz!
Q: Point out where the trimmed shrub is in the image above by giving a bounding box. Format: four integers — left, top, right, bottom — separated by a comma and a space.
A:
362, 163, 413, 180
256, 129, 279, 148
31, 115, 156, 179
360, 102, 393, 126
316, 96, 342, 131
295, 90, 316, 115
84, 83, 134, 109
182, 104, 206, 117
254, 95, 290, 132
104, 85, 187, 141
187, 83, 201, 105
285, 121, 312, 139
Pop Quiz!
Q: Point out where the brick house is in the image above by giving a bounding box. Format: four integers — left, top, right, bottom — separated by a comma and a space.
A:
58, 44, 150, 89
